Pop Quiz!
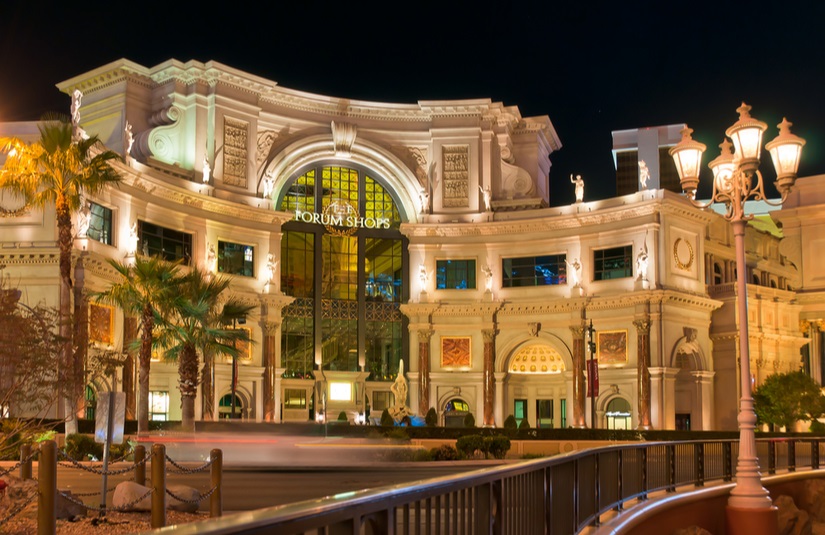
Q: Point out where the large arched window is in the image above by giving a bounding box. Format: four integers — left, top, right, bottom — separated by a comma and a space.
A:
279, 163, 408, 379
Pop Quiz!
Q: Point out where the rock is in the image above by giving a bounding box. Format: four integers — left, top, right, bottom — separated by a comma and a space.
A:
811, 521, 825, 535
776, 495, 812, 535
112, 481, 152, 511
0, 476, 37, 516
57, 490, 87, 520
800, 479, 825, 523
167, 484, 200, 513
672, 526, 713, 535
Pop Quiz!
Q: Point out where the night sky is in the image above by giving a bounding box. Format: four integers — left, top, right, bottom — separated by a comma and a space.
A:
1, 1, 823, 206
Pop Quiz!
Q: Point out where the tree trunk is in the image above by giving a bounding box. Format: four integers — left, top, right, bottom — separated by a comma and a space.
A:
201, 353, 214, 421
179, 344, 199, 432
138, 305, 154, 435
56, 198, 77, 435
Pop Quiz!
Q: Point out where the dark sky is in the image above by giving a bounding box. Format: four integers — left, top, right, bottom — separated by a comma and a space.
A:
1, 1, 823, 206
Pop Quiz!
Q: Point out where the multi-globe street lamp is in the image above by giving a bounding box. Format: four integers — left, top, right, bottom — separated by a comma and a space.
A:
669, 103, 805, 533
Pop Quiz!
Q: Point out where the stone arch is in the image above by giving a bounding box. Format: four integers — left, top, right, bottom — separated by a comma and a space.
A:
669, 327, 707, 371
218, 384, 253, 419
260, 133, 421, 223
497, 331, 573, 374
597, 389, 633, 429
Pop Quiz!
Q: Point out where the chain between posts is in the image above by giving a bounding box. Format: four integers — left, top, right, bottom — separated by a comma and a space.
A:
58, 487, 154, 513
165, 455, 214, 474
0, 444, 41, 478
166, 485, 219, 504
57, 450, 147, 476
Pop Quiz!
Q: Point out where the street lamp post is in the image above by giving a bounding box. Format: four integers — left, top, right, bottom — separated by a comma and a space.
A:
669, 103, 804, 534
587, 319, 597, 429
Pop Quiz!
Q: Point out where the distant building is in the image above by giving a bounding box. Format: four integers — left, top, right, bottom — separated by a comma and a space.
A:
0, 59, 821, 431
613, 125, 683, 195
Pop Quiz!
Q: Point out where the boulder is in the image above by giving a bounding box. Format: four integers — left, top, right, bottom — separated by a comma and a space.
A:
776, 495, 812, 535
799, 479, 825, 523
56, 490, 86, 520
167, 484, 200, 513
112, 481, 152, 511
672, 526, 713, 535
0, 476, 37, 516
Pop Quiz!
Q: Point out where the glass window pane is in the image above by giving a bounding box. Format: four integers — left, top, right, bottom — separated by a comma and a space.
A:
436, 259, 476, 290
218, 241, 254, 277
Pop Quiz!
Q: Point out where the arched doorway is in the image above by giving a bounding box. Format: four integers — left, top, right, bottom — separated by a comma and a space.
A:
218, 393, 244, 419
444, 398, 470, 427
605, 397, 632, 430
505, 343, 568, 429
278, 162, 410, 420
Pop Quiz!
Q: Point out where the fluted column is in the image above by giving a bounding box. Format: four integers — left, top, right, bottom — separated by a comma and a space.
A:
634, 318, 652, 429
418, 329, 434, 415
262, 322, 280, 422
570, 325, 586, 428
482, 328, 496, 427
123, 316, 137, 420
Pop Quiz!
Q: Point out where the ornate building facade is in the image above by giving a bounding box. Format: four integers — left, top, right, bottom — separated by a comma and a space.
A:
0, 58, 819, 430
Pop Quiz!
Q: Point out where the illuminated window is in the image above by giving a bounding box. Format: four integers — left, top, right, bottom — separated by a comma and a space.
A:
137, 221, 192, 264
502, 255, 567, 287
87, 202, 113, 245
149, 391, 169, 421
330, 382, 352, 401
218, 241, 254, 277
606, 398, 632, 430
593, 246, 632, 281
436, 259, 476, 290
284, 389, 307, 409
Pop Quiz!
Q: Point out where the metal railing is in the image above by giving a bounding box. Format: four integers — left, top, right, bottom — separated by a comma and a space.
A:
162, 437, 825, 535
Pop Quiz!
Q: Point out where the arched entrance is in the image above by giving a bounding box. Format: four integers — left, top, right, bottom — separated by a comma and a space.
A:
505, 343, 568, 429
277, 162, 410, 421
605, 397, 632, 430
218, 393, 244, 419
443, 398, 470, 427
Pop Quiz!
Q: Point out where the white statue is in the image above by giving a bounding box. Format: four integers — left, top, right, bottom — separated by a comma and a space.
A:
124, 121, 134, 158
262, 172, 275, 198
418, 263, 428, 287
202, 154, 212, 184
418, 189, 429, 214
207, 243, 217, 271
482, 264, 493, 292
265, 253, 278, 283
638, 160, 650, 190
636, 237, 649, 281
478, 185, 492, 212
128, 222, 139, 256
566, 257, 582, 287
571, 174, 584, 203
76, 201, 91, 238
388, 360, 413, 422
70, 89, 88, 140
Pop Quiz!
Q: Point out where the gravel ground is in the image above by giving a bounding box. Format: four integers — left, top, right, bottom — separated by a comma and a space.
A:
1, 505, 207, 534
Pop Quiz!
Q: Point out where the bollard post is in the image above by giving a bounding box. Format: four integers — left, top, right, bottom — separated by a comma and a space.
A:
134, 445, 146, 486
151, 443, 166, 529
37, 440, 56, 535
210, 448, 222, 518
20, 443, 32, 480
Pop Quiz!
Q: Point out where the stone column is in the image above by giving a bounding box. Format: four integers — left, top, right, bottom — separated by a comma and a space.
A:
809, 321, 823, 385
123, 316, 137, 420
494, 372, 507, 428
417, 329, 434, 416
72, 289, 88, 420
570, 325, 586, 428
262, 322, 280, 422
200, 353, 214, 421
482, 328, 496, 427
634, 318, 652, 429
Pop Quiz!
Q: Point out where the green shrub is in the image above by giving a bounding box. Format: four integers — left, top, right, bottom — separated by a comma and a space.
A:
425, 407, 438, 427
413, 448, 434, 462
431, 444, 462, 461
503, 415, 518, 431
337, 411, 348, 422
519, 418, 531, 430
386, 428, 410, 441
456, 434, 484, 458
380, 409, 394, 427
811, 419, 825, 433
64, 433, 103, 461
464, 412, 475, 428
484, 435, 511, 459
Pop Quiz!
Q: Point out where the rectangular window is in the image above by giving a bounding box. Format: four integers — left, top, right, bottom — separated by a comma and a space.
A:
372, 391, 395, 411
502, 255, 567, 287
137, 221, 192, 264
87, 202, 113, 245
149, 391, 169, 421
436, 259, 476, 290
284, 389, 307, 409
560, 399, 567, 429
218, 241, 254, 277
593, 245, 633, 281
329, 382, 352, 401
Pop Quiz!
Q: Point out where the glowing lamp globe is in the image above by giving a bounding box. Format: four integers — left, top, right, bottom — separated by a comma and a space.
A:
725, 103, 767, 174
669, 127, 706, 199
766, 118, 805, 195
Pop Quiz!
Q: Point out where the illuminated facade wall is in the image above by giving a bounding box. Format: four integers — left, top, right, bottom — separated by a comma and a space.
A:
0, 59, 814, 430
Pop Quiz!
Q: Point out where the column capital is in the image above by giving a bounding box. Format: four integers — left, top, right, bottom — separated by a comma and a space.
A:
262, 321, 281, 335
569, 325, 585, 338
417, 329, 435, 342
633, 318, 651, 334
482, 329, 497, 343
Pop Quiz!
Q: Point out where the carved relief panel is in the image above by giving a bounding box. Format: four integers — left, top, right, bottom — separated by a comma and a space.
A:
442, 145, 469, 208
223, 118, 249, 188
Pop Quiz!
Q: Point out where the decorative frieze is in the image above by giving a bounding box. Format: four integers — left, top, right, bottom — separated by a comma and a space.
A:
223, 118, 249, 187
442, 145, 469, 208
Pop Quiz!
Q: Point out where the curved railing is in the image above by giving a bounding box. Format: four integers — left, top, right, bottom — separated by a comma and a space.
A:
163, 437, 825, 535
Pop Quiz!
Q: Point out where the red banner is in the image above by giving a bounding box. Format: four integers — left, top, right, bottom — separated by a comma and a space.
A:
586, 359, 599, 398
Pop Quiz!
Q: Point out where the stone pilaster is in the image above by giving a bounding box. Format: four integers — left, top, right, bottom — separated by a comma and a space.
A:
482, 328, 496, 427
570, 325, 586, 428
634, 318, 652, 429
123, 315, 137, 420
262, 321, 280, 422
417, 329, 434, 416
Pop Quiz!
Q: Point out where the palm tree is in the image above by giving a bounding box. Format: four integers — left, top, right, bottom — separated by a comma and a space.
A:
0, 118, 121, 432
156, 268, 254, 431
93, 256, 182, 435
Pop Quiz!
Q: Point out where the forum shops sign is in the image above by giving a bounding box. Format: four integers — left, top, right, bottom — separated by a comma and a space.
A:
294, 200, 391, 237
